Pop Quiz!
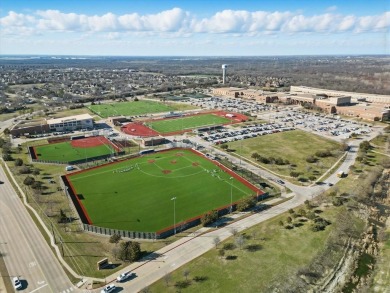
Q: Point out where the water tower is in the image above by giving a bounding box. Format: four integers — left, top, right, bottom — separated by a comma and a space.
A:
222, 64, 228, 84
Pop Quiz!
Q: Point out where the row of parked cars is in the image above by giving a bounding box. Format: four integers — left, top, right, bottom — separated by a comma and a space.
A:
188, 97, 273, 115
199, 123, 294, 144
274, 111, 372, 139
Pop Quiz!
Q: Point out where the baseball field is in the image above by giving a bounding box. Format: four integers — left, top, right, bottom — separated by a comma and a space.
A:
33, 136, 120, 163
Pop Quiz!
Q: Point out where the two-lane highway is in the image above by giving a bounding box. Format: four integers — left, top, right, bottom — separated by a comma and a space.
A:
0, 166, 75, 293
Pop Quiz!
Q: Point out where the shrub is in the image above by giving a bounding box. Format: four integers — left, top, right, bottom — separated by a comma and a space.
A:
290, 171, 300, 178
18, 166, 31, 174
14, 158, 23, 166
315, 150, 332, 158
332, 197, 345, 206
200, 210, 219, 227
222, 243, 236, 250
311, 217, 331, 232
306, 156, 317, 163
298, 176, 308, 182
236, 197, 256, 212
2, 153, 12, 161
23, 176, 35, 186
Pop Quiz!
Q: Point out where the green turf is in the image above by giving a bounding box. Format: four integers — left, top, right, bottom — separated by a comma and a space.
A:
88, 100, 174, 118
35, 141, 117, 163
146, 114, 231, 134
67, 149, 257, 232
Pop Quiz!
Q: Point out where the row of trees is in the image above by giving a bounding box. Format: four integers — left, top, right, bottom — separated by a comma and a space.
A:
251, 152, 290, 165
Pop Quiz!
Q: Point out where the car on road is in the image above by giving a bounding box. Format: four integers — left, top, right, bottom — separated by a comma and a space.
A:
0, 180, 3, 184
13, 277, 22, 290
276, 179, 285, 184
100, 284, 116, 293
116, 271, 131, 282
327, 182, 334, 186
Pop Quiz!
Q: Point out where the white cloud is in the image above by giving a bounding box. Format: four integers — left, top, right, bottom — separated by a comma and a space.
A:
0, 8, 389, 37
326, 6, 338, 12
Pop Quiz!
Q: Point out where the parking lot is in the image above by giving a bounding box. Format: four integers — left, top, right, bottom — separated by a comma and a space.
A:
263, 110, 372, 141
198, 122, 294, 145
188, 97, 273, 115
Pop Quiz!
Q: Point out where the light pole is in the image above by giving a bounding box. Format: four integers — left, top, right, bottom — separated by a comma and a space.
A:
171, 197, 177, 235
229, 177, 233, 213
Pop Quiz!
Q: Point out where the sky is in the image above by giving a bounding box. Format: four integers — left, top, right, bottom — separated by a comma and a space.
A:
0, 0, 389, 56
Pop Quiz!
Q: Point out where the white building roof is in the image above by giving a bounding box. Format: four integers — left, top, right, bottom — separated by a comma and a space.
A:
46, 114, 93, 125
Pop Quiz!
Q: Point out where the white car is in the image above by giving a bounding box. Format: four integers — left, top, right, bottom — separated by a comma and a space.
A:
13, 277, 22, 290
116, 272, 131, 282
100, 284, 116, 293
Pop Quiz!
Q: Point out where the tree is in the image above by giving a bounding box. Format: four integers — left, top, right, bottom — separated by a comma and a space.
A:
236, 197, 256, 212
14, 158, 23, 166
183, 269, 190, 281
31, 181, 43, 190
112, 247, 120, 260
290, 171, 300, 178
306, 156, 317, 163
3, 128, 10, 135
213, 236, 220, 248
221, 144, 229, 150
286, 216, 292, 224
2, 153, 12, 161
164, 273, 172, 287
32, 168, 40, 176
200, 210, 219, 227
218, 249, 225, 259
23, 176, 35, 186
18, 166, 31, 174
229, 228, 238, 236
235, 235, 245, 249
109, 233, 122, 245
279, 220, 284, 226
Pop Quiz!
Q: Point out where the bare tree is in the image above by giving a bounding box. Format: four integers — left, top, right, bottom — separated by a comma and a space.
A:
183, 269, 190, 281
235, 235, 245, 250
229, 227, 238, 236
213, 236, 220, 248
164, 272, 171, 287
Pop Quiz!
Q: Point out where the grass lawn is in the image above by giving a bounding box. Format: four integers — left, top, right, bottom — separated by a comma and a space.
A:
226, 130, 343, 180
34, 139, 118, 163
67, 149, 258, 232
88, 100, 196, 118
149, 206, 347, 293
146, 114, 231, 134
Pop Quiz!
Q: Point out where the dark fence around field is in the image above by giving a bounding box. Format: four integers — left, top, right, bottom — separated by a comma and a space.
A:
83, 224, 157, 240
30, 151, 125, 165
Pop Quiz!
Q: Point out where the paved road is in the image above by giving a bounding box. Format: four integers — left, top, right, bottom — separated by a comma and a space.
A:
0, 166, 75, 293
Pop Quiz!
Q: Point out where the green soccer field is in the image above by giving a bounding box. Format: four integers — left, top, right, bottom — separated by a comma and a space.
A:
146, 114, 231, 134
88, 100, 174, 118
67, 149, 258, 232
34, 141, 117, 163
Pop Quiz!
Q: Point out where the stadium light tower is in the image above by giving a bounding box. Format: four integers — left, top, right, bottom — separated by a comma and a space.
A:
171, 197, 177, 235
229, 177, 233, 213
222, 64, 229, 84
